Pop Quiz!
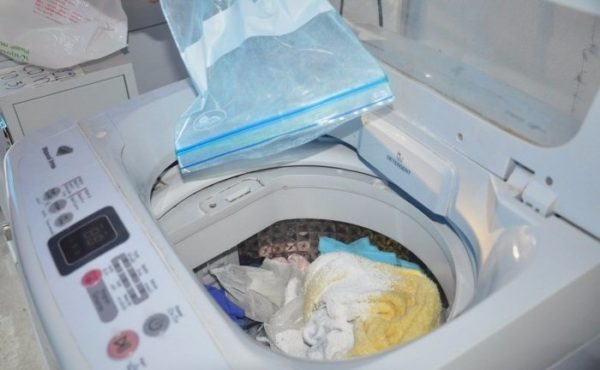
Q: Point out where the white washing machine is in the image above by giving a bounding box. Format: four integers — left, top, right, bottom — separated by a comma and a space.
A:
4, 45, 600, 369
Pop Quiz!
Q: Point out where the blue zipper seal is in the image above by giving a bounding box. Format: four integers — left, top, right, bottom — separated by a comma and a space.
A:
176, 75, 391, 156
179, 93, 394, 170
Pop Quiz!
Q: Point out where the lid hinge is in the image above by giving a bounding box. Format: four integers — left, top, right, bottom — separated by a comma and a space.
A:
506, 163, 557, 217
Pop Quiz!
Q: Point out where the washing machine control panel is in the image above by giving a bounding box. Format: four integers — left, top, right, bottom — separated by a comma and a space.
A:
13, 124, 225, 369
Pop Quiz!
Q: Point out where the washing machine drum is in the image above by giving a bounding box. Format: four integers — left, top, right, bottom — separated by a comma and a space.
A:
154, 153, 476, 360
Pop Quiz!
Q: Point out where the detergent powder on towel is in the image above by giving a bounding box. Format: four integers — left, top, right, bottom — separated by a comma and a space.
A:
302, 252, 442, 359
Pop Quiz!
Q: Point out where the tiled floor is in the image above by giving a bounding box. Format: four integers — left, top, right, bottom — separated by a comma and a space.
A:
0, 237, 46, 370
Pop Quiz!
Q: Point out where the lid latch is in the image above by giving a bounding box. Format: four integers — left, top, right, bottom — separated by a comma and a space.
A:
506, 164, 557, 217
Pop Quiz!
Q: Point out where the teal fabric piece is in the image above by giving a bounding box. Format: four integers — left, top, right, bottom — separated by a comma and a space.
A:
318, 237, 421, 270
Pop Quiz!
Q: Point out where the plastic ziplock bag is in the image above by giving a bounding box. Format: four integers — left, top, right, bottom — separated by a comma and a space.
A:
161, 0, 394, 173
0, 0, 127, 69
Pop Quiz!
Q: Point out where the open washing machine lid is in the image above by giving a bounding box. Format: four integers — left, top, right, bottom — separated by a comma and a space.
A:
330, 23, 600, 240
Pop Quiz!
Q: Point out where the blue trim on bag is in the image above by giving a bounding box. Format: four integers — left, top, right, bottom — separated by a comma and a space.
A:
180, 123, 319, 170
176, 76, 390, 156
179, 94, 394, 170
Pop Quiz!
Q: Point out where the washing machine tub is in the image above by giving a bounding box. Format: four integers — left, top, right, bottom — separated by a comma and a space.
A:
154, 143, 476, 325
147, 139, 600, 369
146, 140, 473, 363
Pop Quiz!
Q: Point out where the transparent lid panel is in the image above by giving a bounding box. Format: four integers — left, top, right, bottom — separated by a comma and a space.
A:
331, 0, 600, 147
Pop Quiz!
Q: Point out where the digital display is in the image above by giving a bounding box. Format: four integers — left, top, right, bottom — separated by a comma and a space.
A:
48, 206, 129, 275
59, 216, 117, 265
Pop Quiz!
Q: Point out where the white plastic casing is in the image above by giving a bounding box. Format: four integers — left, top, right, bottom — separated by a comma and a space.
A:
6, 121, 227, 370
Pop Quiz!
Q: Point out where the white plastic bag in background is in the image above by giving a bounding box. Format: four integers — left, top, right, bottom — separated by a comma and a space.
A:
0, 0, 127, 69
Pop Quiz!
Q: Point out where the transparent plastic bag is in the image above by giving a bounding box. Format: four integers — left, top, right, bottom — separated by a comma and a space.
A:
210, 257, 307, 323
161, 0, 394, 173
264, 297, 307, 356
210, 263, 283, 322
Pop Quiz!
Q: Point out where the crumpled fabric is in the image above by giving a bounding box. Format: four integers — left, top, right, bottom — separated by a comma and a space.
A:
303, 307, 354, 359
264, 287, 357, 359
319, 236, 422, 270
303, 252, 442, 359
211, 251, 440, 360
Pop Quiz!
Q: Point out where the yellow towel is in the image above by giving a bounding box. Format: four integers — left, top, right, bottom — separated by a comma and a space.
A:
351, 266, 441, 357
304, 252, 442, 358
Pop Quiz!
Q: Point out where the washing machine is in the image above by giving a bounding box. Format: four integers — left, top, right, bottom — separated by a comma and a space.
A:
4, 42, 600, 368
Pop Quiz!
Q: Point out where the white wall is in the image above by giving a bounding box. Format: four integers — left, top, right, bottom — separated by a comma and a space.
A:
122, 0, 189, 93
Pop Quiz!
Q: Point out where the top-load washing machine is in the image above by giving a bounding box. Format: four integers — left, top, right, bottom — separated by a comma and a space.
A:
4, 12, 600, 370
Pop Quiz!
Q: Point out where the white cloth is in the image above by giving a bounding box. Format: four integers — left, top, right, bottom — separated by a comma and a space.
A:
303, 307, 354, 360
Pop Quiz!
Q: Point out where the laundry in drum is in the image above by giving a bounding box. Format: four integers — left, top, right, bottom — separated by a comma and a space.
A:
160, 0, 394, 173
203, 231, 442, 360
275, 252, 441, 360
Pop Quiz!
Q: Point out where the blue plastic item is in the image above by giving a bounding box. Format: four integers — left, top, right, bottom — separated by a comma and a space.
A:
161, 0, 394, 173
318, 237, 421, 270
205, 285, 247, 326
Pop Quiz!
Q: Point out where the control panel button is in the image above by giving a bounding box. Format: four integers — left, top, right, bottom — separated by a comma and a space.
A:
48, 199, 67, 213
54, 212, 73, 227
81, 269, 102, 287
112, 253, 150, 305
143, 313, 170, 337
43, 187, 61, 201
107, 330, 139, 360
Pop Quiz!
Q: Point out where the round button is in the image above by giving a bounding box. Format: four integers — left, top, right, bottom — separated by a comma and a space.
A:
107, 330, 139, 360
81, 269, 102, 287
143, 313, 170, 337
48, 199, 67, 214
43, 187, 61, 201
54, 212, 73, 227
